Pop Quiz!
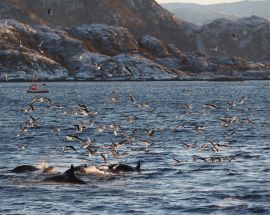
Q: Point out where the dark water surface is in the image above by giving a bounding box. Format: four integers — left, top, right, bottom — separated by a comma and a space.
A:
0, 81, 269, 214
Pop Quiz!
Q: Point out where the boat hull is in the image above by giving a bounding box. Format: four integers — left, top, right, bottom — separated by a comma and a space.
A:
26, 90, 49, 93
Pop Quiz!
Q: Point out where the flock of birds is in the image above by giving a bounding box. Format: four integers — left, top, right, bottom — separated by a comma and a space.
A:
9, 84, 260, 185
11, 89, 159, 184
0, 2, 265, 188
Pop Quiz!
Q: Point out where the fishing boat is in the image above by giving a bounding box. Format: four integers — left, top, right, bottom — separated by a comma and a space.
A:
26, 83, 49, 93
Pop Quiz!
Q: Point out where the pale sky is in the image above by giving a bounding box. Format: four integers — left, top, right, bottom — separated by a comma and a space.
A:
156, 0, 242, 5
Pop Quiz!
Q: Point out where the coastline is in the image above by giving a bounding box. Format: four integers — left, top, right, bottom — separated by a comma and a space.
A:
0, 78, 270, 83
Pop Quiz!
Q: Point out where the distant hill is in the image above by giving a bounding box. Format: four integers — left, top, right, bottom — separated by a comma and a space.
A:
162, 0, 270, 25
198, 16, 270, 62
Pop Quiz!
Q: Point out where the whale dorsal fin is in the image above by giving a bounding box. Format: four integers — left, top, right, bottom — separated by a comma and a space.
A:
135, 160, 142, 171
64, 165, 75, 178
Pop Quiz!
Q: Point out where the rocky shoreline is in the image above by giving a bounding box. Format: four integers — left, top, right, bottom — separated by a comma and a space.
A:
1, 17, 270, 82
1, 76, 270, 82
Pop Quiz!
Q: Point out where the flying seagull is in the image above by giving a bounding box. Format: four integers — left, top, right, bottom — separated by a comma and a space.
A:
48, 8, 52, 15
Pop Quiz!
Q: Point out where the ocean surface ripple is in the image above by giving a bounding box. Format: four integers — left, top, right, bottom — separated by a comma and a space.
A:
0, 81, 269, 215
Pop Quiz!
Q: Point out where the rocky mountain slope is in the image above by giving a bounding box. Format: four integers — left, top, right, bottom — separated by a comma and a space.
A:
162, 0, 270, 25
0, 0, 197, 52
0, 0, 270, 81
0, 19, 269, 81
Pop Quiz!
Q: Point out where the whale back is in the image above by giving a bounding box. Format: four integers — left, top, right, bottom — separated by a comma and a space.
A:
42, 165, 87, 184
42, 175, 86, 184
11, 165, 39, 173
116, 164, 135, 172
109, 161, 142, 172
